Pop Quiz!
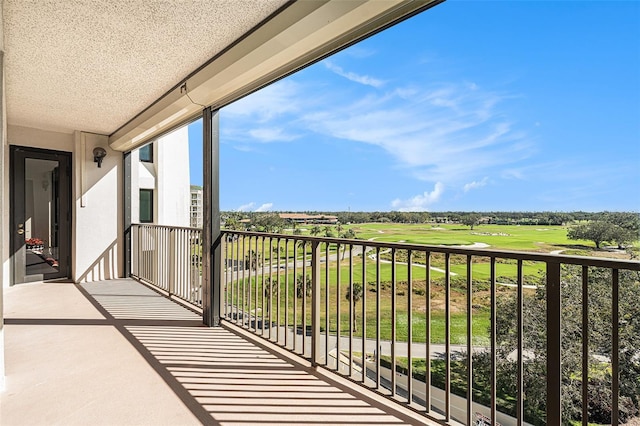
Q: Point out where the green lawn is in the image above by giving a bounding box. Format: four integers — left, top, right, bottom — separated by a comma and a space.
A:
351, 223, 581, 251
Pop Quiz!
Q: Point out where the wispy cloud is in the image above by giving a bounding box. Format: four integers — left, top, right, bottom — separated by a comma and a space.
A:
236, 202, 255, 212
463, 177, 489, 192
301, 81, 531, 185
248, 127, 299, 143
324, 61, 384, 88
255, 203, 273, 212
222, 71, 532, 193
391, 182, 444, 211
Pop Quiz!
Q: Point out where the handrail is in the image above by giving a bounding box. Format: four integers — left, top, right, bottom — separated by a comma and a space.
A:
226, 229, 640, 270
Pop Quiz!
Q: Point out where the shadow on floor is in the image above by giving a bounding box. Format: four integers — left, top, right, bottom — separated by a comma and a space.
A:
68, 279, 422, 425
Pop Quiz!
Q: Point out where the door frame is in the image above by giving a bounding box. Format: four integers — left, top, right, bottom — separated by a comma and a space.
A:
9, 145, 72, 284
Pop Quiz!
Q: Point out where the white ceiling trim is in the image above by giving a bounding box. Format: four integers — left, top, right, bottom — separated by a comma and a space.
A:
109, 0, 443, 152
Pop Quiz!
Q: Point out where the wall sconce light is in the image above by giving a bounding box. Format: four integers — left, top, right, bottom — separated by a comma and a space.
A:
93, 147, 107, 168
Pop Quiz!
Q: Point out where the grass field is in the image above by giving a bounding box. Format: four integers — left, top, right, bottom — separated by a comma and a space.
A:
349, 222, 582, 251
224, 222, 637, 345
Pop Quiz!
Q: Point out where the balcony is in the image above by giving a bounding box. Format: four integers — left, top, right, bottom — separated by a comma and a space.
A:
4, 224, 639, 425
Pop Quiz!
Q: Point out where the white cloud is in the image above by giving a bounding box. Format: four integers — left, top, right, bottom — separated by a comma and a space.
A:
301, 81, 531, 185
248, 127, 299, 143
221, 72, 532, 194
224, 80, 301, 121
463, 177, 489, 192
236, 202, 255, 212
391, 182, 444, 211
255, 203, 273, 212
324, 61, 384, 88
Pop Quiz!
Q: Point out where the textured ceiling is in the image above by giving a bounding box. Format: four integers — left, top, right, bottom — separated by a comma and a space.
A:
3, 0, 288, 135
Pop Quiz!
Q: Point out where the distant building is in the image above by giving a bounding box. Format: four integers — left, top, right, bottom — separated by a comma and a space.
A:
131, 127, 191, 227
190, 186, 203, 229
279, 213, 338, 225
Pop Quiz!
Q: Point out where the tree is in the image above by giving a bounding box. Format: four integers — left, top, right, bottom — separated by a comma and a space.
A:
246, 249, 261, 269
252, 213, 285, 233
493, 266, 640, 424
567, 221, 619, 249
263, 277, 277, 313
310, 225, 321, 236
345, 283, 363, 332
339, 229, 358, 260
461, 213, 481, 230
295, 274, 311, 299
323, 226, 335, 238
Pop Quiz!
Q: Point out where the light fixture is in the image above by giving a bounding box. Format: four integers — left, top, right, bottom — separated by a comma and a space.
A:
93, 147, 107, 168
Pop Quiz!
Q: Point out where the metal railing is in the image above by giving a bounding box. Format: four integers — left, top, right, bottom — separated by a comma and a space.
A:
128, 224, 640, 425
219, 230, 640, 426
131, 224, 203, 307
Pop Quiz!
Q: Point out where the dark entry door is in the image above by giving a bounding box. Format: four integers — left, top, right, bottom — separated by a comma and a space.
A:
10, 146, 71, 283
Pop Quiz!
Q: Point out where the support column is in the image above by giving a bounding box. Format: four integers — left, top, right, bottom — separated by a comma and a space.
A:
123, 151, 132, 277
202, 107, 221, 326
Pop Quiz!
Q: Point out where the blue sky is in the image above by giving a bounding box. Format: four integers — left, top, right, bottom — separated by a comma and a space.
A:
188, 1, 640, 212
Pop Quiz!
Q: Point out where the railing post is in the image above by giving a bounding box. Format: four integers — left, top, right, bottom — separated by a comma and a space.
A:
311, 240, 321, 366
546, 261, 562, 424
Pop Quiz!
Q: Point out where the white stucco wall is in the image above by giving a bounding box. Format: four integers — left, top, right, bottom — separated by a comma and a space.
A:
157, 126, 190, 227
73, 131, 123, 282
1, 7, 6, 389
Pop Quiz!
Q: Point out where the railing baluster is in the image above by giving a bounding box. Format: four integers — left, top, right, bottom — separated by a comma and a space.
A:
254, 236, 259, 333
247, 236, 253, 328
425, 251, 431, 413
612, 268, 619, 426
325, 242, 330, 368
276, 238, 281, 344
445, 252, 451, 421
285, 238, 289, 348
242, 235, 246, 327
375, 246, 381, 389
293, 240, 298, 353
268, 237, 273, 340
391, 247, 397, 398
236, 234, 240, 324
362, 243, 367, 384
491, 256, 497, 425
582, 265, 589, 426
349, 244, 354, 378
546, 260, 562, 425
224, 233, 230, 316
407, 249, 413, 405
517, 259, 523, 426
261, 237, 266, 336
311, 240, 321, 365
302, 241, 308, 356
467, 255, 473, 425
336, 243, 341, 373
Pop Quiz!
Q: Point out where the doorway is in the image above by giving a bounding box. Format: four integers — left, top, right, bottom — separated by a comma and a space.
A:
10, 146, 71, 284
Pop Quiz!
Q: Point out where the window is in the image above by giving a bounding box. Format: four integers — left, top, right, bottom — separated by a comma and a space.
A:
139, 143, 153, 163
139, 189, 153, 223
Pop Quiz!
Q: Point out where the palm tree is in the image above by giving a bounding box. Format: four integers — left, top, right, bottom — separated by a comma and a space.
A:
345, 283, 363, 332
339, 229, 357, 260
296, 274, 311, 299
263, 277, 277, 313
310, 225, 321, 236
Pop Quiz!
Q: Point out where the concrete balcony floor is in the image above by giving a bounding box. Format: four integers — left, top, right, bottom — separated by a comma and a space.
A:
2, 279, 435, 425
